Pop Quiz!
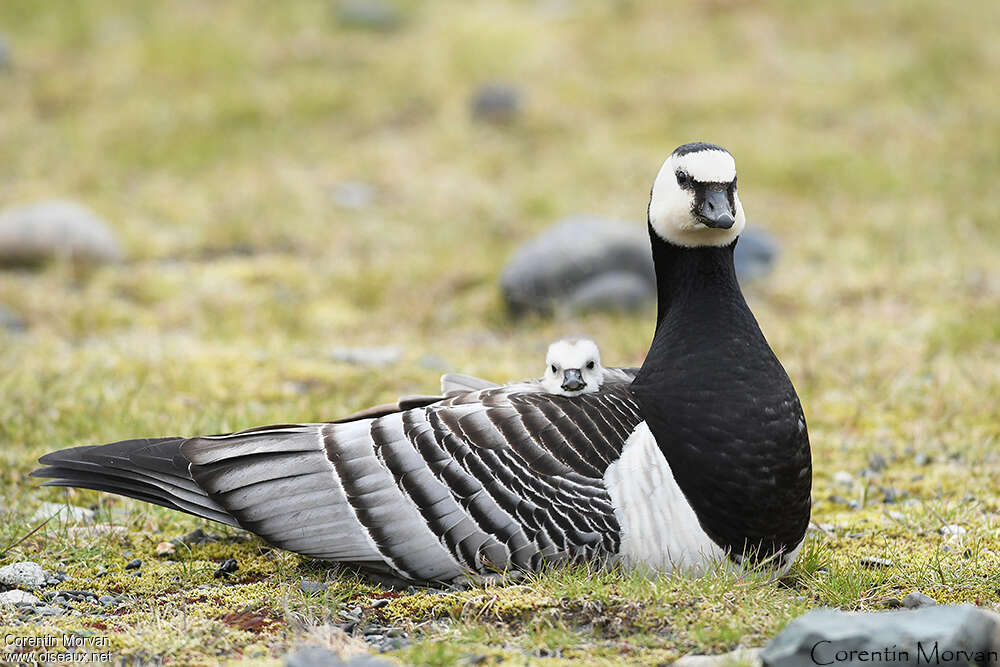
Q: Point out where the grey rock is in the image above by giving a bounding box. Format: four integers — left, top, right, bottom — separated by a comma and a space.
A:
903, 592, 938, 609
0, 200, 123, 266
859, 556, 894, 568
285, 647, 345, 667
330, 181, 375, 210
124, 558, 142, 570
98, 595, 116, 606
0, 303, 26, 331
0, 590, 41, 606
336, 0, 403, 31
564, 271, 652, 313
868, 452, 888, 472
36, 605, 63, 617
330, 345, 402, 367
760, 605, 1000, 667
500, 216, 780, 315
470, 83, 522, 124
0, 562, 48, 590
31, 501, 95, 524
213, 557, 238, 578
300, 580, 328, 595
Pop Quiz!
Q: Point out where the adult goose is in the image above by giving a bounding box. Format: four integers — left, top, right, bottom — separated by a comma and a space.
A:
32, 143, 812, 583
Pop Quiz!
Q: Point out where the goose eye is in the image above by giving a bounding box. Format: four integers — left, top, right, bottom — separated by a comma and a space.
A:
586, 361, 595, 369
675, 170, 689, 186
551, 364, 557, 373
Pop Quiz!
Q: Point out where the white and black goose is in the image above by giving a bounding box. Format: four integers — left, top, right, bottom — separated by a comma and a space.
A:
32, 143, 812, 583
442, 337, 628, 397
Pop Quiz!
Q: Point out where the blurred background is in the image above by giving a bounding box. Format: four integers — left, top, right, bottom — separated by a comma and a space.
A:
1, 2, 999, 662
1, 0, 998, 485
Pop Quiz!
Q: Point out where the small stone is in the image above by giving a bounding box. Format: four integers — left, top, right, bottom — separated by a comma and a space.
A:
903, 591, 937, 609
881, 486, 901, 504
832, 471, 855, 488
867, 452, 888, 472
0, 304, 26, 332
913, 451, 930, 466
98, 595, 116, 606
0, 590, 41, 606
330, 346, 402, 367
155, 541, 176, 557
940, 524, 966, 536
31, 501, 95, 524
213, 558, 239, 578
37, 605, 63, 617
0, 562, 48, 590
0, 200, 123, 266
336, 0, 403, 31
284, 646, 346, 667
370, 598, 389, 609
171, 528, 210, 546
124, 558, 142, 570
877, 597, 903, 609
330, 181, 375, 210
859, 556, 894, 568
300, 580, 328, 595
470, 83, 522, 124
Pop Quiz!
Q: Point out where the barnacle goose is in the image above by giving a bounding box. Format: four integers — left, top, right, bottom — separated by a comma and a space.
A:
32, 143, 811, 582
441, 337, 624, 397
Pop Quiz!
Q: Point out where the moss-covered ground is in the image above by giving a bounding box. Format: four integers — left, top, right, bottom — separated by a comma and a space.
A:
1, 1, 999, 664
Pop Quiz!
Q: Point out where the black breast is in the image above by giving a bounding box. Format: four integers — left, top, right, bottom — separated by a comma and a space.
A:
631, 234, 812, 561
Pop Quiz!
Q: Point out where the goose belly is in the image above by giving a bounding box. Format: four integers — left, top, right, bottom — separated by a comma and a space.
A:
603, 421, 726, 574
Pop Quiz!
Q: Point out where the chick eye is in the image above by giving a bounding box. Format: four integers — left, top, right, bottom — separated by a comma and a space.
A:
675, 170, 689, 186
586, 361, 595, 369
551, 365, 557, 373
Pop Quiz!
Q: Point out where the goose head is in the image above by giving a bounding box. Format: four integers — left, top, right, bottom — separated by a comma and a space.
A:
648, 142, 746, 248
542, 338, 603, 396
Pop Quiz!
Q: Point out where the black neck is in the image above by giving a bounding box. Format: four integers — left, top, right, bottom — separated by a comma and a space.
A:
640, 225, 754, 381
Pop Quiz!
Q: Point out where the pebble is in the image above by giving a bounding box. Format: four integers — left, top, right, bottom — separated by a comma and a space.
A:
0, 200, 123, 266
859, 556, 894, 568
171, 528, 213, 546
300, 580, 328, 595
37, 605, 63, 617
155, 541, 176, 557
903, 591, 937, 609
832, 471, 855, 488
214, 558, 239, 578
336, 0, 403, 31
940, 524, 966, 537
31, 501, 95, 524
124, 558, 142, 571
0, 561, 48, 590
913, 451, 930, 466
330, 346, 402, 367
0, 303, 26, 332
867, 452, 888, 472
0, 590, 41, 606
469, 83, 522, 124
98, 595, 116, 606
284, 647, 397, 667
877, 597, 903, 609
330, 181, 376, 210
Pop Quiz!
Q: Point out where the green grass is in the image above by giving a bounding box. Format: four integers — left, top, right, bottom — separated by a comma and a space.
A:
1, 0, 999, 664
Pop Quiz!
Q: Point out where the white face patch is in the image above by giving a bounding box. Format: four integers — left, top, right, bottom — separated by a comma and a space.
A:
542, 338, 603, 395
648, 148, 746, 248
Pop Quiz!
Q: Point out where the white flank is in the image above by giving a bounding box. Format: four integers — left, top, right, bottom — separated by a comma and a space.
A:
604, 421, 726, 574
